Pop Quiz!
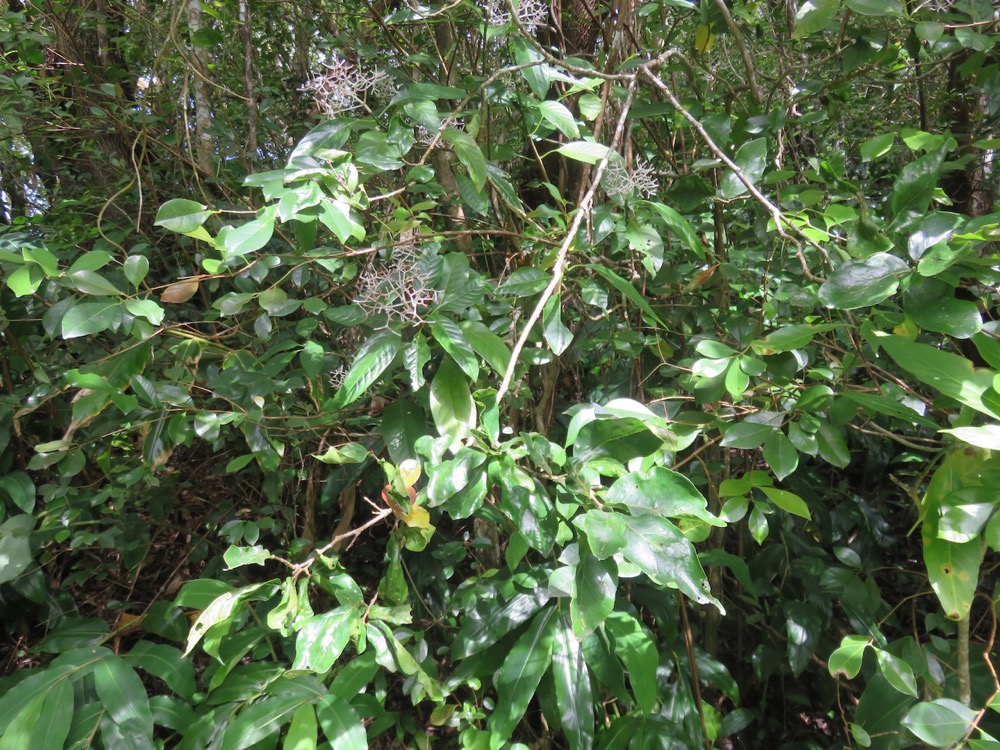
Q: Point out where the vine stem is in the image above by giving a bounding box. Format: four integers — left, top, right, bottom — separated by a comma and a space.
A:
496, 74, 640, 403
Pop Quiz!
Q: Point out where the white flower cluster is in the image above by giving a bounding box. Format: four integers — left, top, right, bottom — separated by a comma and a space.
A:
602, 157, 660, 198
354, 237, 440, 324
483, 0, 548, 32
301, 55, 394, 117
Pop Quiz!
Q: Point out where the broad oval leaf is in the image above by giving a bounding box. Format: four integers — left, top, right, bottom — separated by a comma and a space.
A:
154, 199, 215, 234
430, 357, 476, 454
818, 253, 909, 310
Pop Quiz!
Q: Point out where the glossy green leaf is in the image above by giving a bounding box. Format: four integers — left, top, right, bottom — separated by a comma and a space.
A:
223, 544, 273, 569
605, 611, 657, 713
879, 335, 1000, 419
542, 293, 573, 356
816, 422, 851, 468
818, 253, 908, 310
644, 201, 705, 258
66, 270, 123, 296
284, 703, 318, 750
125, 641, 196, 701
0, 692, 46, 750
750, 323, 837, 354
760, 486, 810, 519
793, 0, 839, 37
607, 467, 722, 527
0, 514, 34, 584
62, 301, 121, 339
828, 635, 869, 679
937, 487, 996, 543
154, 199, 215, 234
94, 656, 154, 745
183, 581, 275, 657
619, 514, 723, 611
0, 471, 35, 514
220, 693, 304, 750
381, 398, 428, 465
512, 37, 549, 97
556, 141, 613, 165
763, 431, 799, 480
902, 699, 977, 747
552, 612, 595, 750
443, 128, 487, 191
785, 601, 823, 676
579, 263, 668, 328
316, 696, 367, 750
293, 606, 358, 674
904, 279, 982, 339
874, 649, 919, 697
923, 536, 979, 620
314, 442, 369, 464
489, 607, 556, 748
719, 138, 767, 200
460, 320, 511, 375
572, 418, 662, 463
720, 422, 774, 449
331, 330, 403, 409
860, 133, 895, 162
538, 100, 579, 138
941, 424, 1000, 451
430, 357, 476, 454
575, 510, 628, 559
223, 215, 275, 258
32, 677, 74, 750
845, 0, 903, 17
572, 554, 617, 637
890, 141, 948, 218
431, 318, 480, 382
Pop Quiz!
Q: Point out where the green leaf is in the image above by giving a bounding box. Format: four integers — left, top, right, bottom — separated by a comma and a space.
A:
940, 424, 1000, 451
460, 320, 511, 375
223, 544, 273, 569
923, 537, 979, 620
0, 514, 35, 584
66, 270, 123, 296
619, 514, 723, 612
860, 133, 895, 162
793, 0, 840, 38
538, 100, 579, 138
605, 611, 657, 713
816, 422, 851, 468
720, 422, 774, 449
828, 635, 869, 679
0, 472, 35, 514
124, 299, 165, 326
381, 398, 428, 465
572, 418, 662, 463
890, 141, 949, 219
572, 554, 617, 637
154, 199, 215, 234
760, 486, 810, 519
219, 693, 304, 750
489, 607, 556, 749
785, 601, 823, 676
575, 510, 628, 559
223, 216, 275, 258
542, 294, 573, 356
32, 677, 74, 750
124, 642, 196, 701
443, 128, 487, 192
845, 0, 903, 16
512, 37, 549, 97
556, 141, 613, 165
431, 318, 480, 382
750, 323, 838, 354
902, 699, 977, 747
284, 704, 318, 750
606, 466, 722, 527
644, 201, 704, 258
316, 696, 367, 750
818, 253, 908, 310
552, 611, 595, 750
879, 335, 1000, 420
61, 301, 122, 339
0, 693, 46, 750
183, 582, 275, 657
937, 487, 996, 543
94, 656, 154, 745
904, 280, 982, 339
719, 138, 768, 200
331, 330, 403, 409
579, 263, 667, 328
315, 442, 370, 464
763, 431, 799, 480
430, 357, 476, 454
874, 649, 919, 697
293, 606, 358, 674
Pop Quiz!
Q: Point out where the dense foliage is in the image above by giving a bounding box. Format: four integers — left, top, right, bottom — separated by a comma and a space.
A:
1, 0, 999, 747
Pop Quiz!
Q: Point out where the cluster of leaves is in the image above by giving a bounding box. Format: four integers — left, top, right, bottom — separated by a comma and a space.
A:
1, 0, 1000, 748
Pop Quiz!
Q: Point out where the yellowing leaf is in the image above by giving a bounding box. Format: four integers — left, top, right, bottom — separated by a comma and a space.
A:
160, 279, 200, 304
402, 505, 430, 529
695, 24, 715, 53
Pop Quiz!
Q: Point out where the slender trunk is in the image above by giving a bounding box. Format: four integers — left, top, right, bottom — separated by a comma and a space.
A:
186, 0, 214, 176
239, 0, 258, 160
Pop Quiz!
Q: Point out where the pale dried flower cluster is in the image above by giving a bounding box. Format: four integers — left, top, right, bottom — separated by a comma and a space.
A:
354, 235, 440, 324
602, 157, 660, 198
483, 0, 548, 32
302, 55, 394, 117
